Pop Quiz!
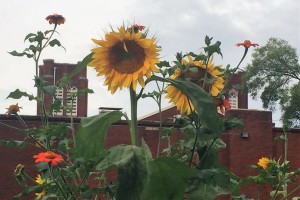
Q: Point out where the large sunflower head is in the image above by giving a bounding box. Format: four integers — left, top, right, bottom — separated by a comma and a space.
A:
89, 26, 160, 94
182, 55, 224, 96
165, 54, 224, 115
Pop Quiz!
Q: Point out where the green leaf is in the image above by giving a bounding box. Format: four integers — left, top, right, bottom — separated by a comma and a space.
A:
204, 41, 223, 58
59, 53, 93, 87
35, 31, 46, 43
75, 111, 123, 159
42, 85, 57, 95
156, 60, 170, 68
44, 30, 54, 35
143, 157, 195, 200
76, 88, 94, 97
6, 89, 35, 100
96, 144, 152, 200
0, 140, 28, 149
49, 39, 61, 47
96, 143, 152, 171
24, 33, 37, 42
8, 50, 27, 57
51, 98, 62, 110
148, 75, 220, 133
189, 168, 237, 200
197, 137, 226, 169
205, 35, 213, 46
28, 45, 38, 54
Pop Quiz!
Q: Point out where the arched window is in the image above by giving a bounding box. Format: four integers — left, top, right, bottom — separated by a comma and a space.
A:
53, 87, 63, 116
228, 89, 238, 109
66, 85, 78, 116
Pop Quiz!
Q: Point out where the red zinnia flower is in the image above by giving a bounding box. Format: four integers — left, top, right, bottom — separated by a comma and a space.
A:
33, 151, 64, 167
46, 14, 65, 25
236, 40, 258, 48
128, 24, 145, 33
214, 98, 231, 114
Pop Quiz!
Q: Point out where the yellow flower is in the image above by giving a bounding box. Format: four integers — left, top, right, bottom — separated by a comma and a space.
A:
35, 174, 44, 185
89, 26, 160, 94
165, 68, 194, 115
35, 174, 46, 198
165, 55, 224, 115
182, 55, 224, 96
35, 189, 46, 199
257, 157, 270, 169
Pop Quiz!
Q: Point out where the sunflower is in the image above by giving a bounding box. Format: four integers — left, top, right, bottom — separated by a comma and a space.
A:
165, 68, 195, 115
165, 55, 224, 115
89, 26, 160, 94
257, 157, 270, 169
182, 55, 224, 96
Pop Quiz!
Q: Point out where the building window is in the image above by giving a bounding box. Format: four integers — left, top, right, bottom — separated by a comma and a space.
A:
66, 85, 78, 116
53, 87, 64, 116
228, 89, 238, 109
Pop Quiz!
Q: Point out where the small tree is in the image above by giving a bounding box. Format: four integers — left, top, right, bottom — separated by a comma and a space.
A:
245, 37, 300, 127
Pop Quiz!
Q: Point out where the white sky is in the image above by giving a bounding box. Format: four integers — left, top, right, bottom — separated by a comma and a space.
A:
1, 0, 299, 126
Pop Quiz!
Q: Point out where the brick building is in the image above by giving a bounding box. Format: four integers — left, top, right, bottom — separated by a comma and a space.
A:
37, 59, 88, 117
0, 61, 299, 199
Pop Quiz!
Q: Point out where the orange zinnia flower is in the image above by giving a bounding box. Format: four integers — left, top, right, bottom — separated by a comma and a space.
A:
213, 97, 231, 114
5, 103, 22, 116
33, 151, 64, 167
236, 40, 258, 48
46, 14, 65, 25
128, 24, 145, 33
257, 157, 270, 169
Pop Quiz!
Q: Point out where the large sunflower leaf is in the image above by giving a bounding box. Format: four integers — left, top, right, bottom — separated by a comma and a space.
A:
96, 143, 152, 200
149, 75, 221, 133
188, 168, 238, 200
75, 111, 123, 160
142, 157, 195, 200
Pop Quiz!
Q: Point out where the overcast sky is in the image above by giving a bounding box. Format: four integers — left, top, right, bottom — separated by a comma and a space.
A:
1, 0, 299, 126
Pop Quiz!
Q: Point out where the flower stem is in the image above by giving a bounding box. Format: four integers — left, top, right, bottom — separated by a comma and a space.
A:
233, 47, 248, 73
49, 164, 68, 199
129, 86, 138, 146
15, 113, 47, 150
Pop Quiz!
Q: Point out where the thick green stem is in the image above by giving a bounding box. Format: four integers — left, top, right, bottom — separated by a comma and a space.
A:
129, 86, 138, 146
155, 80, 164, 157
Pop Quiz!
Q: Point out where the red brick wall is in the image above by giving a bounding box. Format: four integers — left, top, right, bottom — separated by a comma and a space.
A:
220, 109, 274, 199
1, 111, 300, 199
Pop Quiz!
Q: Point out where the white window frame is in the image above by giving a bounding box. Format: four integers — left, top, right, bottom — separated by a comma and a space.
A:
66, 85, 78, 116
228, 89, 238, 109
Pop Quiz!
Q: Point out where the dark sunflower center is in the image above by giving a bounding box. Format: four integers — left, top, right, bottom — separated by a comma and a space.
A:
185, 66, 212, 91
108, 40, 146, 74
